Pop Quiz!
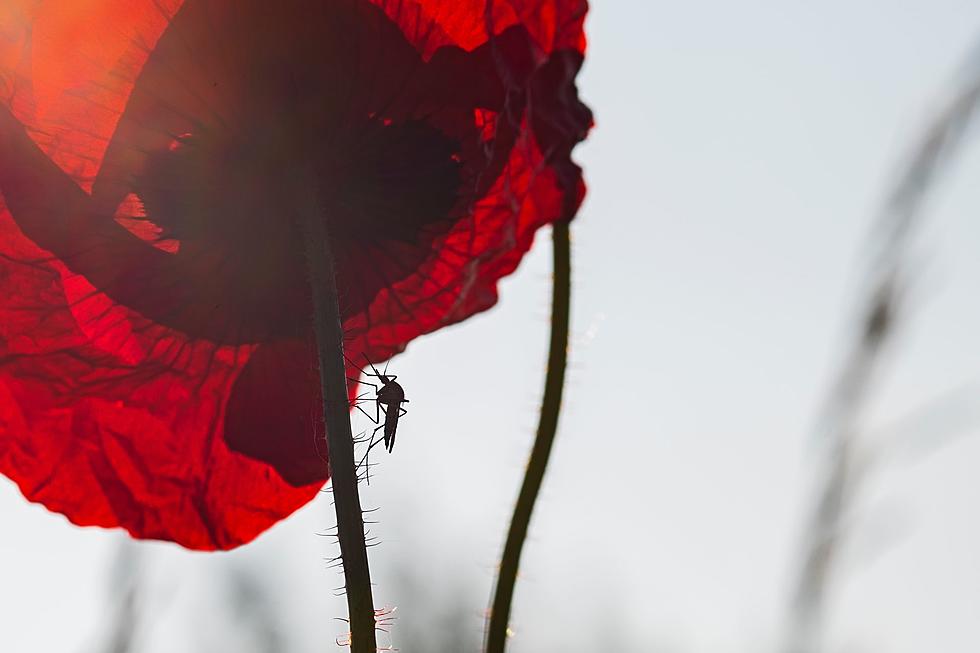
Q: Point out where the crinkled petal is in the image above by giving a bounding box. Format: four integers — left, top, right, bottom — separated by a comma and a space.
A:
0, 0, 590, 549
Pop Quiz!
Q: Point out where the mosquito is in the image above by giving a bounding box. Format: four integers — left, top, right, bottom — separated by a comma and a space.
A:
346, 354, 409, 473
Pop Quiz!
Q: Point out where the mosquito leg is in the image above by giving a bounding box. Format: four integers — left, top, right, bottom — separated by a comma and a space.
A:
351, 430, 370, 445
364, 424, 387, 484
349, 392, 372, 407
343, 353, 371, 378
354, 440, 380, 485
350, 396, 383, 424
369, 420, 385, 446
350, 377, 379, 391
358, 439, 379, 485
356, 428, 387, 474
353, 403, 379, 423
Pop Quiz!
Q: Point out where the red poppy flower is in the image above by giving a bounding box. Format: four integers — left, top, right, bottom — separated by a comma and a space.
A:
0, 0, 591, 550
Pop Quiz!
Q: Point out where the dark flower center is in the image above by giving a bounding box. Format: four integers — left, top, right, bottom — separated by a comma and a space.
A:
84, 0, 511, 345
135, 118, 461, 248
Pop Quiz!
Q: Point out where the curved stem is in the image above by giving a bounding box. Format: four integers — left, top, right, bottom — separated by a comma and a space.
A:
299, 184, 377, 653
485, 220, 571, 653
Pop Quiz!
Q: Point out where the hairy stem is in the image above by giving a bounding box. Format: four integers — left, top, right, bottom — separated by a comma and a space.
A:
299, 185, 377, 653
485, 220, 571, 653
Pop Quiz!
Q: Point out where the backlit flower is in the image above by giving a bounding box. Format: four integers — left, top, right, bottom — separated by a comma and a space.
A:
0, 0, 591, 549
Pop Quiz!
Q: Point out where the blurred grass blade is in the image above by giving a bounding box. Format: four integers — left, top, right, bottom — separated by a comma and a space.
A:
784, 34, 980, 653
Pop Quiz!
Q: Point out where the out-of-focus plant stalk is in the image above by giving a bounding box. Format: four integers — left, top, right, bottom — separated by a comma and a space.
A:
485, 220, 571, 653
299, 179, 377, 653
784, 42, 980, 653
102, 542, 141, 653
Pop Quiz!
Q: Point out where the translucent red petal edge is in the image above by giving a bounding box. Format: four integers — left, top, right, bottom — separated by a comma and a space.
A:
0, 0, 591, 549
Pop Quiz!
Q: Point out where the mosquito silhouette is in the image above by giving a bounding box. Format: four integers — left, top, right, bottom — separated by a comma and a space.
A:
346, 354, 408, 474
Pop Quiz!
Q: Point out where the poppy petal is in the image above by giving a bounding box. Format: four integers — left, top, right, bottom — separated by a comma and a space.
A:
0, 0, 590, 549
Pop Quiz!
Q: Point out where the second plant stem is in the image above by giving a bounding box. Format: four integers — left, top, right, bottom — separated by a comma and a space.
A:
485, 220, 571, 653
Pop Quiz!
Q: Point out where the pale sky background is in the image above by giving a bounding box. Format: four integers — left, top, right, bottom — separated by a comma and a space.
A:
5, 2, 980, 652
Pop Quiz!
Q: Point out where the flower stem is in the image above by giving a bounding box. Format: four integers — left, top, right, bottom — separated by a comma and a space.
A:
299, 184, 377, 653
485, 220, 571, 653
